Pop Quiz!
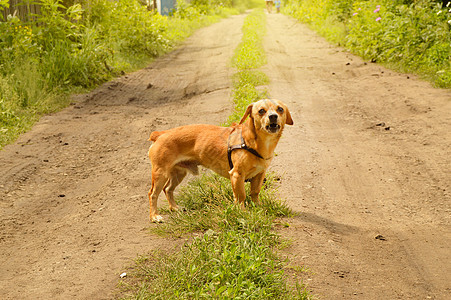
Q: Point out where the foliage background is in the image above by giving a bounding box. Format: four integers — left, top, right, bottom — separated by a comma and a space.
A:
284, 0, 451, 88
0, 0, 244, 148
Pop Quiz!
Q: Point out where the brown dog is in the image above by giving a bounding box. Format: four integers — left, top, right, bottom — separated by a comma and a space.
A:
147, 99, 293, 222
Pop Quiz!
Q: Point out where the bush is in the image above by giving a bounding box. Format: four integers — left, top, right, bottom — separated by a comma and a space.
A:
346, 0, 450, 87
285, 0, 451, 87
284, 0, 349, 43
0, 0, 237, 148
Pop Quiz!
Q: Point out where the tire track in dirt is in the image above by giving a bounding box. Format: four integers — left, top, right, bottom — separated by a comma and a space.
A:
0, 15, 245, 300
264, 14, 451, 299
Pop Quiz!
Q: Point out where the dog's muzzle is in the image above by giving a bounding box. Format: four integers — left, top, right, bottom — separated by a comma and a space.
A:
266, 123, 281, 133
266, 114, 281, 133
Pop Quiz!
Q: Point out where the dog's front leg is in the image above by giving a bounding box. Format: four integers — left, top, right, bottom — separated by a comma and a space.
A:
250, 171, 265, 205
230, 170, 246, 209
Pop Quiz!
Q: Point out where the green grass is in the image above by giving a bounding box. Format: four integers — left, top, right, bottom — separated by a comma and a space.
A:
0, 60, 70, 147
119, 174, 304, 299
231, 10, 267, 70
0, 0, 239, 149
153, 172, 292, 237
118, 9, 312, 300
227, 9, 270, 125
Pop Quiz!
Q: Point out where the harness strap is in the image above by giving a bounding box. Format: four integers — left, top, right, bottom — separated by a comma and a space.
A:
227, 130, 264, 170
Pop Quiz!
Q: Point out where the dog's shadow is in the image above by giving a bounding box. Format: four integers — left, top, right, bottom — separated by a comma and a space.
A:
293, 211, 360, 236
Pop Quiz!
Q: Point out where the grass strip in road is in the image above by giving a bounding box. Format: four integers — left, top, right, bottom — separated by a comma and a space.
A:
120, 174, 301, 299
118, 10, 311, 300
227, 9, 270, 125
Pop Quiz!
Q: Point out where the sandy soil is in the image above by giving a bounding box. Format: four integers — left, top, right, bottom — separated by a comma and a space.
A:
1, 12, 450, 300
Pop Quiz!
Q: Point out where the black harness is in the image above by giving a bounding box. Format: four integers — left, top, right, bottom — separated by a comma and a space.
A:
227, 129, 264, 170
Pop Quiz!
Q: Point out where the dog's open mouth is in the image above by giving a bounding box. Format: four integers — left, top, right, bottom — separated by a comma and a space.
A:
266, 123, 281, 133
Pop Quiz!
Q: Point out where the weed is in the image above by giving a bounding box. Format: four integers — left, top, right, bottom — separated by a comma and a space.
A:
0, 60, 68, 146
346, 0, 450, 87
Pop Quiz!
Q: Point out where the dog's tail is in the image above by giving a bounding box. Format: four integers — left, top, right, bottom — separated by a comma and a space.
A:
149, 131, 165, 142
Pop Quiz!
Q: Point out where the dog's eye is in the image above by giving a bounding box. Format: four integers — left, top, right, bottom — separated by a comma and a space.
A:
258, 109, 266, 115
277, 107, 284, 113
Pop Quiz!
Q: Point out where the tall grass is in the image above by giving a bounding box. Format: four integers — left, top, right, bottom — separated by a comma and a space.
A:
0, 60, 67, 147
0, 0, 239, 149
118, 9, 311, 299
284, 0, 451, 88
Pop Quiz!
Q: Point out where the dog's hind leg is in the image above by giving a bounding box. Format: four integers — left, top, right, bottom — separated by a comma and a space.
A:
148, 169, 168, 223
163, 167, 187, 212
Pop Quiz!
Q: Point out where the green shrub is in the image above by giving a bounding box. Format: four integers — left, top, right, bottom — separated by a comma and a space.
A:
284, 0, 349, 43
0, 0, 236, 149
285, 0, 451, 87
346, 0, 450, 87
99, 0, 172, 57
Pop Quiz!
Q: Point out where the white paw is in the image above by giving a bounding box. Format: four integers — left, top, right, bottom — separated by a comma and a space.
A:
151, 215, 164, 223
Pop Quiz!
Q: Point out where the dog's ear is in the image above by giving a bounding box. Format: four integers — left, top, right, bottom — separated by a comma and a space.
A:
285, 107, 294, 125
239, 104, 253, 124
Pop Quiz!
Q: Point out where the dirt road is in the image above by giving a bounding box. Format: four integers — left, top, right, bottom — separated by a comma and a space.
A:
265, 14, 451, 299
1, 12, 450, 300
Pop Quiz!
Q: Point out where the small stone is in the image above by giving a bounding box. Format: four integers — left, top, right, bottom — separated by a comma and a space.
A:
375, 234, 386, 241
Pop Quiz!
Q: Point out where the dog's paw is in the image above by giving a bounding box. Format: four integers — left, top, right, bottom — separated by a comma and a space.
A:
151, 215, 164, 223
169, 205, 179, 212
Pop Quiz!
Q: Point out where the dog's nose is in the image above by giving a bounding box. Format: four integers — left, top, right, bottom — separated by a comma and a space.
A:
269, 114, 278, 123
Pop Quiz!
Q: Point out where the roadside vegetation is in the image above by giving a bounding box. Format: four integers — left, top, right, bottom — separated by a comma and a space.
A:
284, 0, 451, 88
118, 9, 311, 299
0, 0, 246, 149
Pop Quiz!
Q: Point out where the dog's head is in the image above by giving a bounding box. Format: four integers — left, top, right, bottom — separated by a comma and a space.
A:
240, 99, 293, 134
